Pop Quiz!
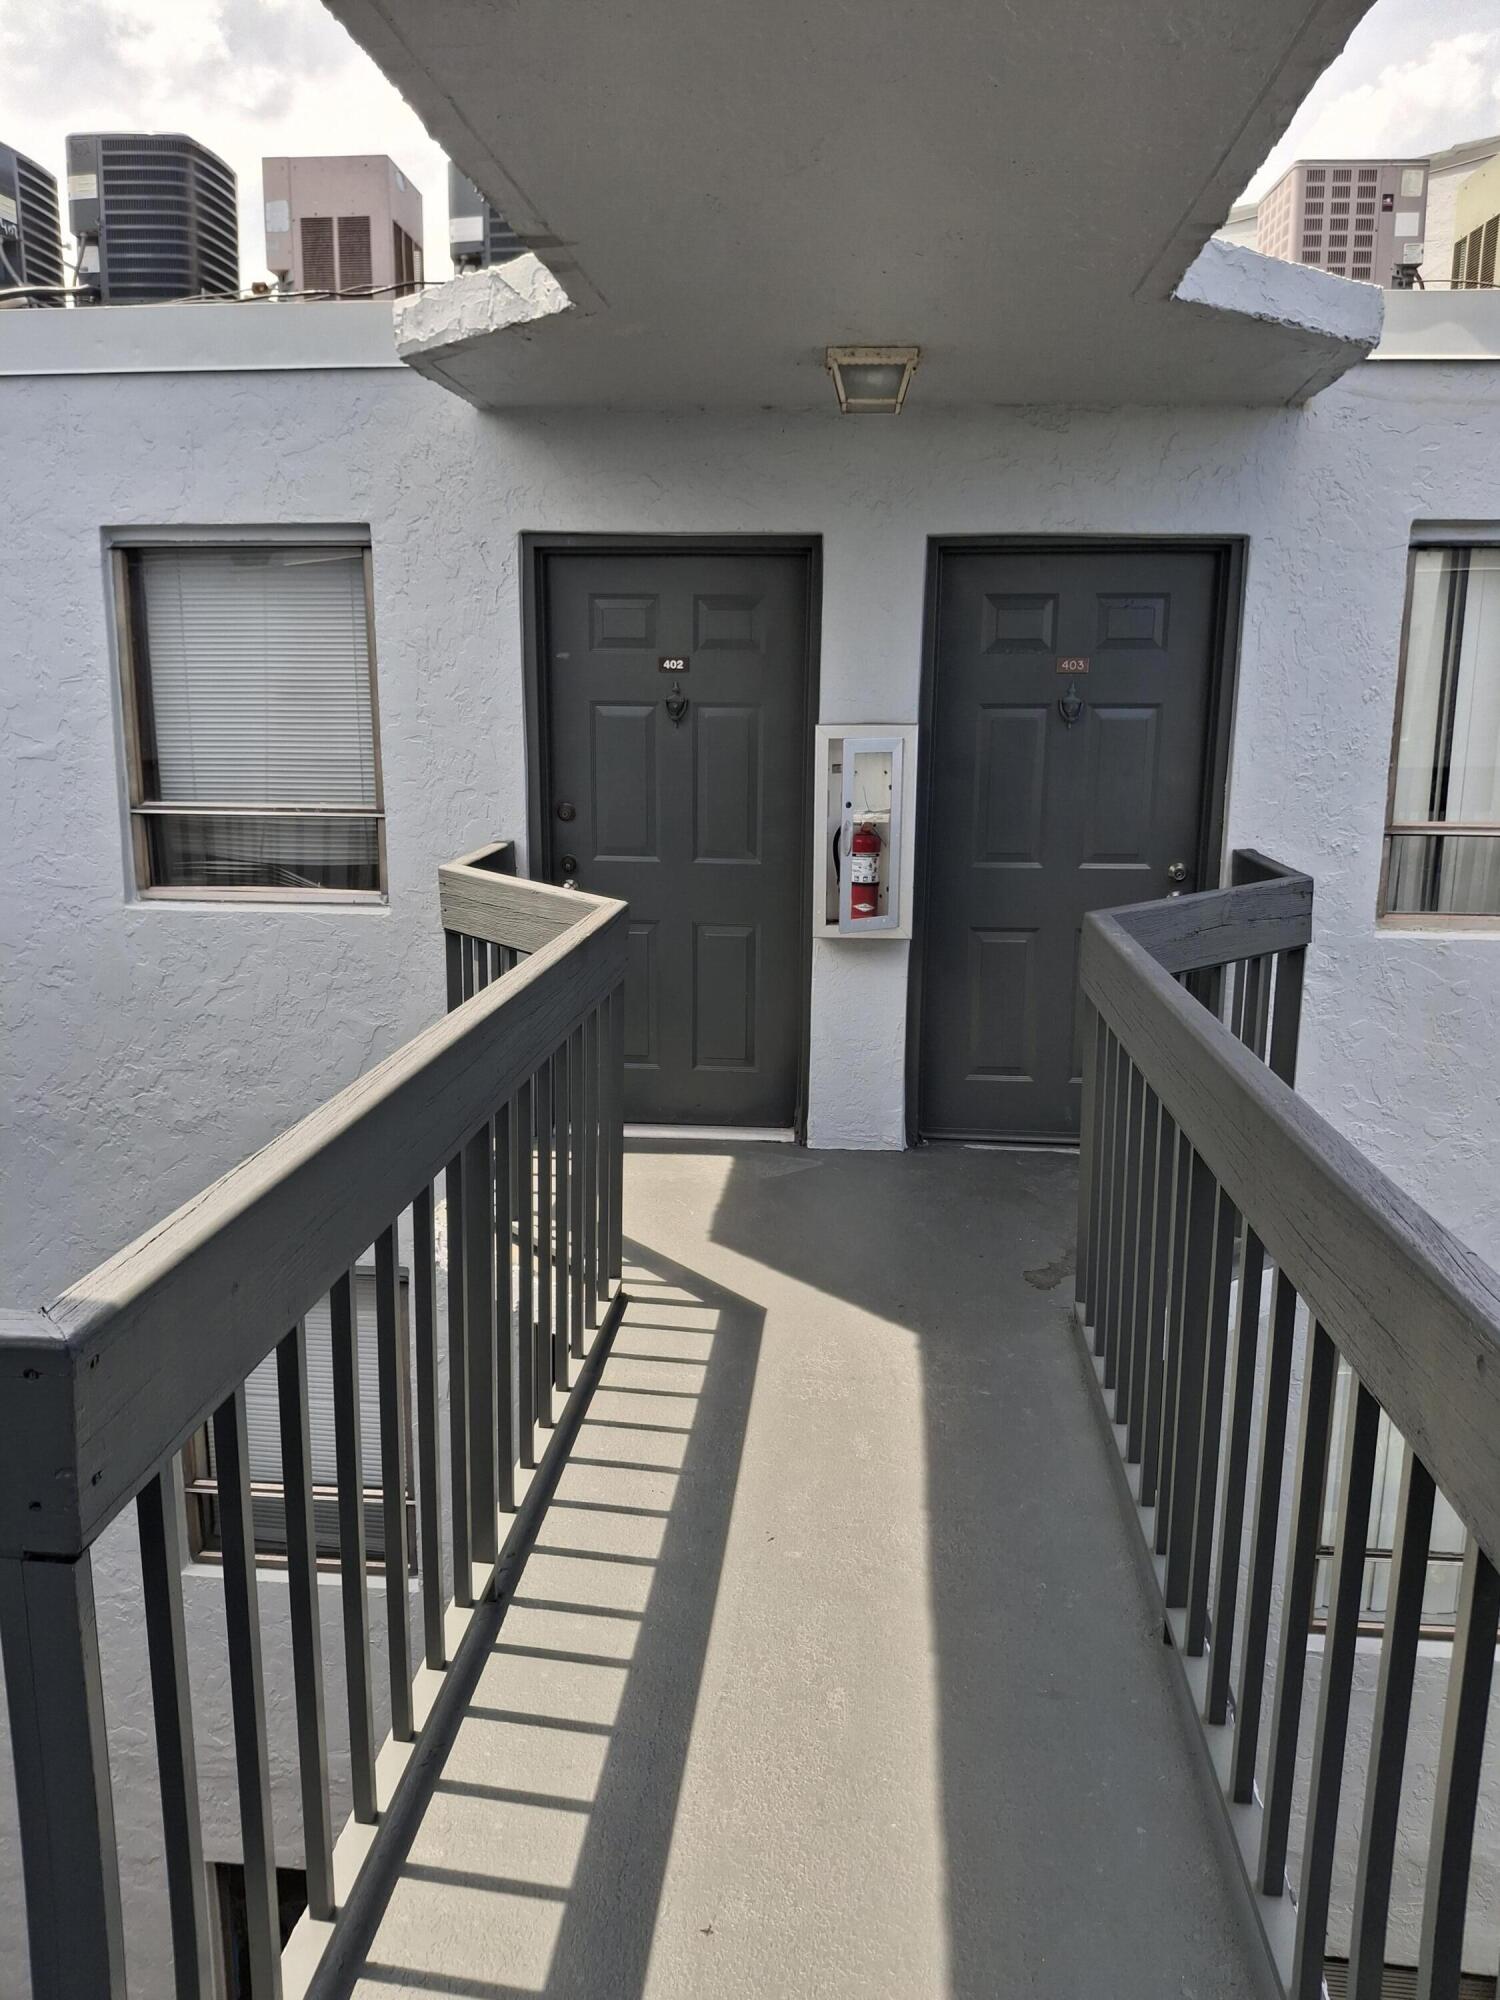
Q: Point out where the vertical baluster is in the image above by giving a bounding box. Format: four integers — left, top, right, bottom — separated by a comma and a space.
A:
1267, 942, 1305, 1086
495, 1098, 517, 1512
1184, 1186, 1237, 1653
1206, 1209, 1268, 1724
1123, 1085, 1159, 1462
445, 1149, 471, 1609
594, 1003, 610, 1311
1084, 1015, 1110, 1329
516, 1078, 537, 1468
536, 1058, 555, 1431
0, 1547, 126, 1999
1291, 1377, 1381, 1996
411, 1185, 445, 1669
570, 1020, 586, 1356
1259, 1318, 1337, 1894
443, 935, 471, 1612
331, 1271, 377, 1823
1154, 1131, 1194, 1556
275, 1324, 334, 1920
1139, 1115, 1181, 1509
609, 979, 625, 1285
1095, 1033, 1122, 1361
1075, 998, 1100, 1313
596, 995, 615, 1307
583, 1005, 600, 1330
1415, 1541, 1500, 2000
444, 930, 463, 1016
467, 1117, 498, 1560
1105, 1060, 1140, 1400
137, 1464, 213, 1995
1347, 1449, 1437, 2000
1165, 1152, 1218, 1608
554, 1035, 572, 1393
1231, 1267, 1300, 1802
375, 1224, 413, 1740
213, 1385, 282, 1996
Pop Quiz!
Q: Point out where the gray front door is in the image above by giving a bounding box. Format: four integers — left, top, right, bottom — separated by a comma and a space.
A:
917, 546, 1222, 1141
541, 549, 811, 1126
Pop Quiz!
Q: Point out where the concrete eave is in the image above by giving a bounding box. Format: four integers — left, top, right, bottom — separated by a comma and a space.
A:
394, 241, 1385, 412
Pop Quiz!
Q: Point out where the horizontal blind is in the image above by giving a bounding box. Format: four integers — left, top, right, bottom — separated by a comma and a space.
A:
138, 546, 376, 807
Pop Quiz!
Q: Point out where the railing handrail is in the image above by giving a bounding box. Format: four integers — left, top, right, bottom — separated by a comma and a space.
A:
0, 869, 627, 1561
1081, 858, 1500, 1569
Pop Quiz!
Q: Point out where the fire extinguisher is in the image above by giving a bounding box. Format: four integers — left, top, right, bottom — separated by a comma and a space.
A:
849, 821, 882, 920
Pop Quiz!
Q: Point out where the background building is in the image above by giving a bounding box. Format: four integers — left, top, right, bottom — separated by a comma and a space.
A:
1420, 132, 1500, 288
263, 153, 423, 297
66, 132, 238, 304
447, 161, 524, 269
1220, 137, 1500, 288
1255, 157, 1428, 283
0, 142, 63, 304
1452, 152, 1500, 289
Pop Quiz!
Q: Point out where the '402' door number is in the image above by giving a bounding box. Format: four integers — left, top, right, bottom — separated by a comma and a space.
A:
659, 656, 690, 673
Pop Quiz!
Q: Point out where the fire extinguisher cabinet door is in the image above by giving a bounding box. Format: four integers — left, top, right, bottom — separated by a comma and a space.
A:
838, 734, 904, 935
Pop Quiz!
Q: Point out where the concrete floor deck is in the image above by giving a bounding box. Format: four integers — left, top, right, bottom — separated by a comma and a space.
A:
346, 1142, 1271, 2000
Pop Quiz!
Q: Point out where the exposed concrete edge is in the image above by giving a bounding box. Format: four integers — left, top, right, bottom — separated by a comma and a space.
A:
394, 258, 575, 403
1067, 1297, 1292, 2000
1172, 238, 1385, 402
1133, 0, 1377, 306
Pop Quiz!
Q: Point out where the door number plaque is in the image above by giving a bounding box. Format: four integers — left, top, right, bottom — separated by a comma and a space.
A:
659, 655, 690, 673
1056, 656, 1091, 674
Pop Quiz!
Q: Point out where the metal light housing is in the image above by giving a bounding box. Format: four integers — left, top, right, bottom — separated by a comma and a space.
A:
825, 345, 920, 414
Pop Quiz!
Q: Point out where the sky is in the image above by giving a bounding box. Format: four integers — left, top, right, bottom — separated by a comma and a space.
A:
1, 0, 1499, 288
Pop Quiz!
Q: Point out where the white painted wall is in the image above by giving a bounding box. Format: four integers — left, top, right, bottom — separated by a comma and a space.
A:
5, 344, 1499, 1276
4, 322, 1500, 1986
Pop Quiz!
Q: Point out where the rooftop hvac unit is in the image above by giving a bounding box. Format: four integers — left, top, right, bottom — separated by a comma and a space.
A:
0, 142, 64, 304
66, 132, 239, 305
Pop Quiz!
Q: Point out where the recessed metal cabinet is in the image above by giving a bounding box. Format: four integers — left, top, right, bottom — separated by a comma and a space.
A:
814, 726, 919, 939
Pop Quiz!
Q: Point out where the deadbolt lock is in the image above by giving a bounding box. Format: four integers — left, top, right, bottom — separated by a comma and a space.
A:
557, 801, 576, 822
1166, 860, 1189, 883
559, 855, 578, 876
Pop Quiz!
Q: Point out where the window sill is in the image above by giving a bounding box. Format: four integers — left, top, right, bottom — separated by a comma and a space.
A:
134, 887, 389, 910
1376, 913, 1500, 935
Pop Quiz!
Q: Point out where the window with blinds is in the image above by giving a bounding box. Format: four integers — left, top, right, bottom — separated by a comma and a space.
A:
184, 1267, 413, 1567
1382, 544, 1500, 921
118, 542, 384, 897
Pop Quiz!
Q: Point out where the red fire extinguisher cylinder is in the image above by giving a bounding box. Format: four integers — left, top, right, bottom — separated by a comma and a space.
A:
849, 821, 882, 920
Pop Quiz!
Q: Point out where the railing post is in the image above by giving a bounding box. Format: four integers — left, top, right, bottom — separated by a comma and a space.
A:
0, 1546, 126, 1999
1075, 996, 1099, 1312
608, 980, 625, 1285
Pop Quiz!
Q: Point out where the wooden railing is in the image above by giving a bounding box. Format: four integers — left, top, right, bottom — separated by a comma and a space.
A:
1075, 851, 1500, 2000
0, 842, 626, 2000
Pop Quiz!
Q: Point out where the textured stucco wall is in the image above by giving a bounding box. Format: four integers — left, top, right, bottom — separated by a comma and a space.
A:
3, 354, 1500, 1986
4, 362, 1499, 1292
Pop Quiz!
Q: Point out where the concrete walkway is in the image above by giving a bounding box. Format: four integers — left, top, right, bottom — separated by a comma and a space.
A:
349, 1143, 1271, 2000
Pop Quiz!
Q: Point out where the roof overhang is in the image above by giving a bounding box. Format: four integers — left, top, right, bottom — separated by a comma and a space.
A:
325, 0, 1387, 410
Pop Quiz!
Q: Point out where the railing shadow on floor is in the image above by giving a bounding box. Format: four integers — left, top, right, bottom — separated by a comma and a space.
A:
325, 1234, 764, 2000
700, 1140, 1276, 2000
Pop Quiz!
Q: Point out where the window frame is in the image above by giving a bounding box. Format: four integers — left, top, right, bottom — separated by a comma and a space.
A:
111, 528, 388, 905
181, 1264, 416, 1573
1379, 534, 1500, 931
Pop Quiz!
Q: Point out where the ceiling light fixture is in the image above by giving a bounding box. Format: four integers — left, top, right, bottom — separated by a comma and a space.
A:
825, 345, 920, 414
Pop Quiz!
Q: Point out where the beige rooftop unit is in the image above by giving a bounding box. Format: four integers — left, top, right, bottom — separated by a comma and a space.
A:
262, 154, 423, 298
1255, 157, 1428, 285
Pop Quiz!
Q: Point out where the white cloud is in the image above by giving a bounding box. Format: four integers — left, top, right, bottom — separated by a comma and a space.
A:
0, 0, 455, 282
1246, 24, 1500, 197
